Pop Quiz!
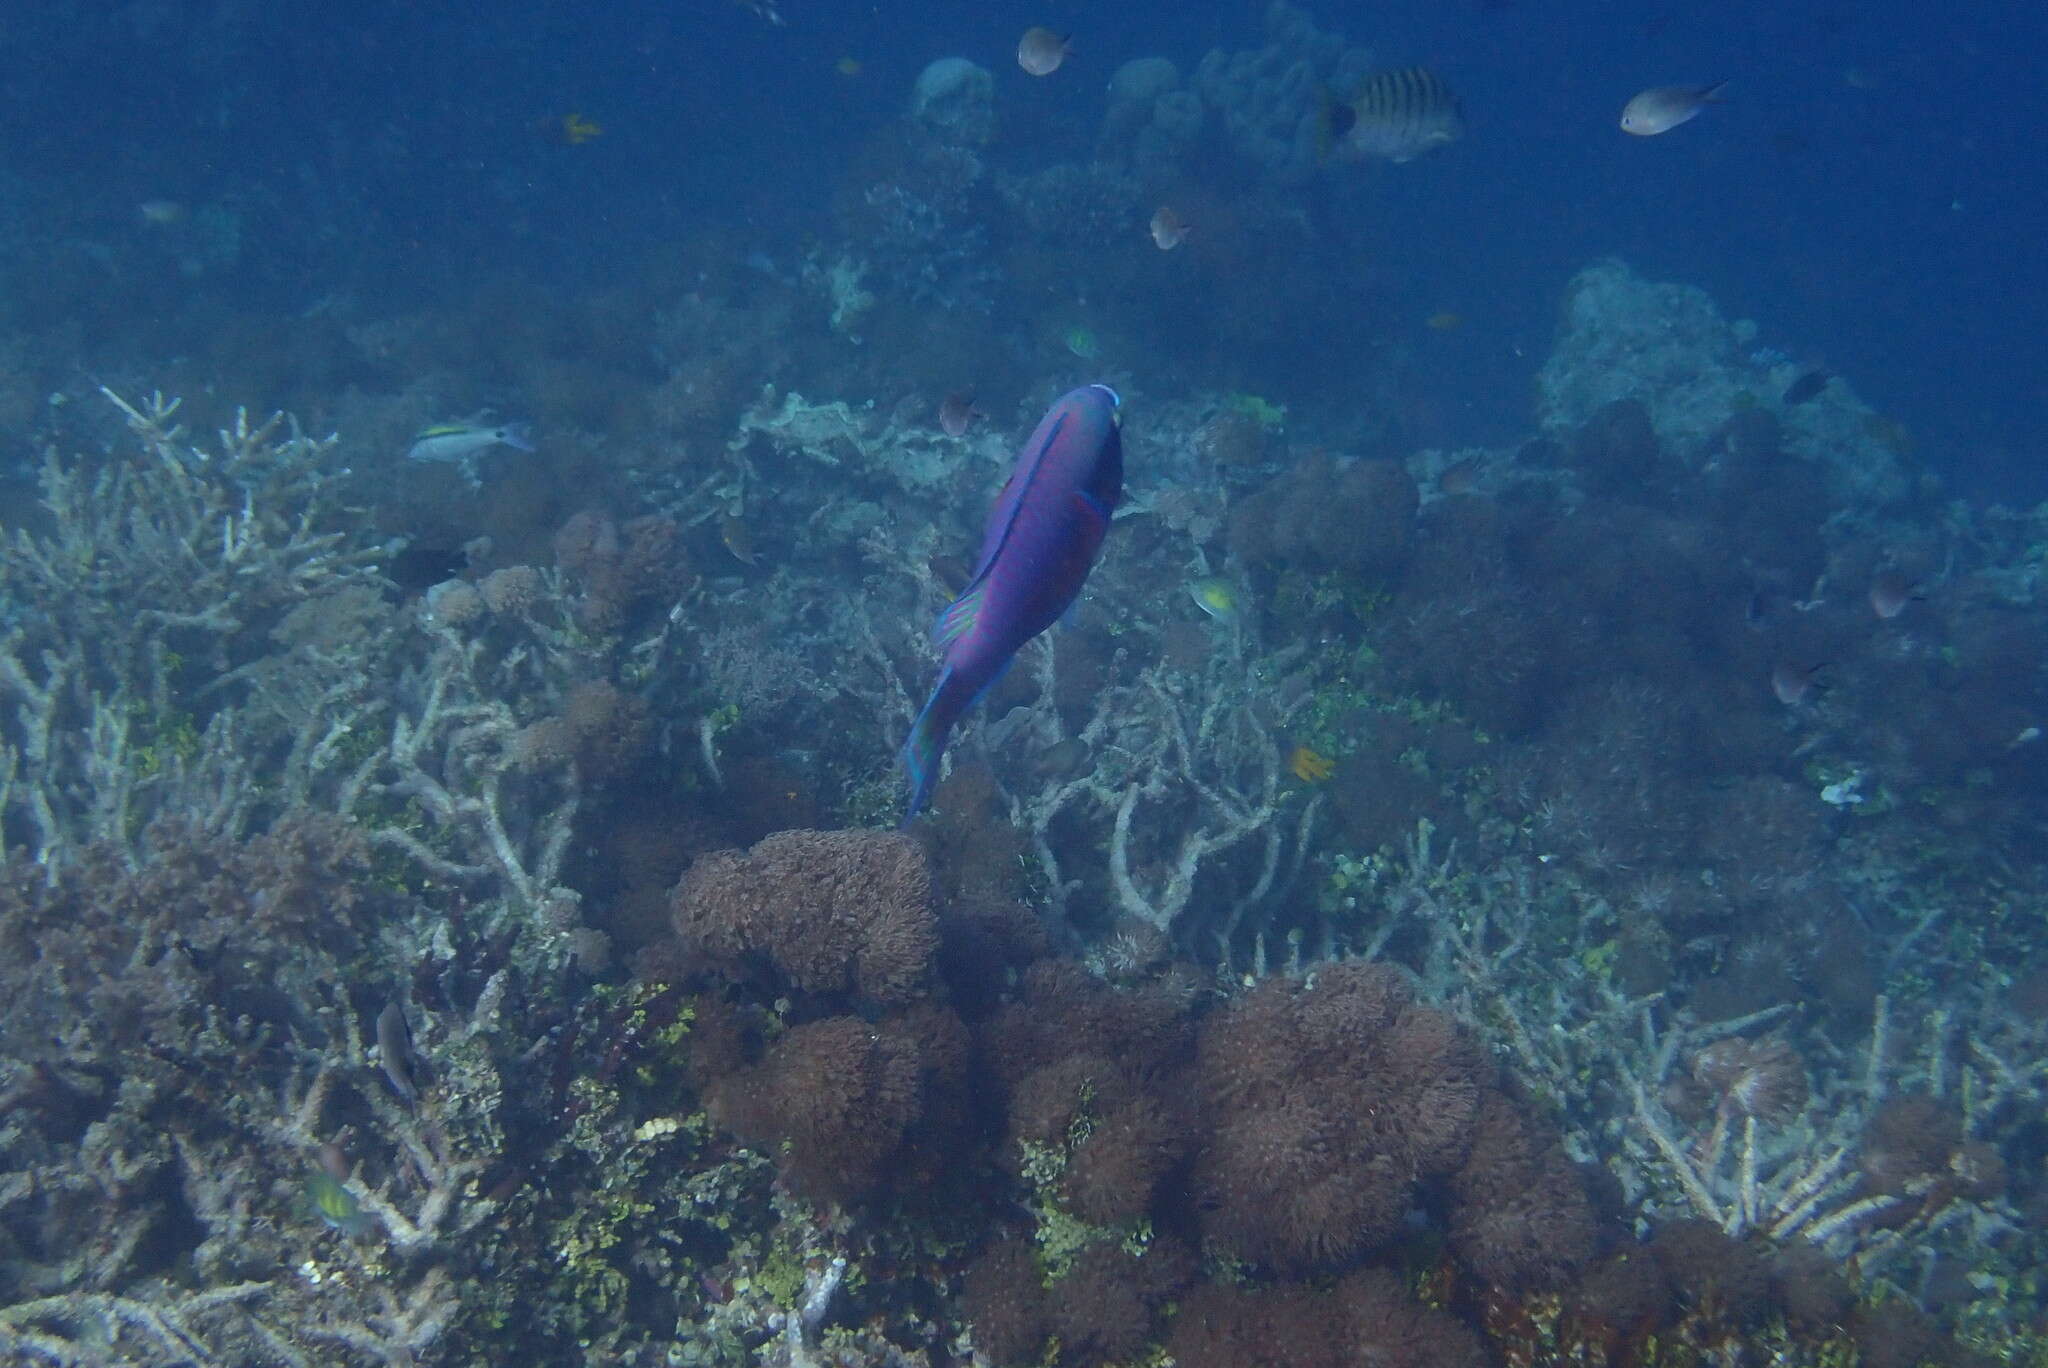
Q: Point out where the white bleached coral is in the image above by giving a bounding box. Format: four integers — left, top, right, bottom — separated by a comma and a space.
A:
909, 56, 994, 148
1190, 2, 1374, 184
728, 386, 998, 498
1537, 258, 1915, 507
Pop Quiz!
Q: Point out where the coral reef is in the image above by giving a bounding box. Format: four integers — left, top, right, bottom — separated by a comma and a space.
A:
9, 184, 2048, 1363
907, 58, 994, 149
1190, 2, 1376, 185
1227, 452, 1420, 580
1097, 58, 1205, 184
1538, 259, 1918, 507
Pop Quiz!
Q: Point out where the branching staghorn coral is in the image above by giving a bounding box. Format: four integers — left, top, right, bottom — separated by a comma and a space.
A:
0, 1281, 277, 1368
0, 391, 645, 1363
272, 1057, 495, 1258
0, 391, 396, 867
337, 632, 580, 928
0, 389, 590, 952
1620, 994, 2036, 1268
1000, 635, 1321, 961
1326, 823, 2041, 1286
0, 974, 504, 1367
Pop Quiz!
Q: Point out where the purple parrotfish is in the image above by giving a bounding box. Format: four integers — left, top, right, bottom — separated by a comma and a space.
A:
901, 383, 1124, 823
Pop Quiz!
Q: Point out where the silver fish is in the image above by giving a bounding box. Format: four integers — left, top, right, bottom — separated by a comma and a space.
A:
377, 1000, 420, 1106
1017, 27, 1072, 77
406, 419, 534, 465
1620, 81, 1729, 136
1327, 67, 1465, 163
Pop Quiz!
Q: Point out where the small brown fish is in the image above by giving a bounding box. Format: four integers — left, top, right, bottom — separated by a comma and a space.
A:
1426, 310, 1463, 332
137, 199, 188, 227
1017, 26, 1072, 76
1770, 659, 1828, 707
1149, 206, 1190, 250
719, 512, 759, 565
1326, 67, 1465, 163
1781, 368, 1832, 405
1035, 736, 1090, 778
1868, 571, 1923, 621
938, 390, 986, 438
1620, 81, 1729, 136
1437, 455, 1480, 494
317, 1141, 352, 1183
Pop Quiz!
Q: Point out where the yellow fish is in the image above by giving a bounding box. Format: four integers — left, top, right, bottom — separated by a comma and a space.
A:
304, 1170, 372, 1237
1186, 576, 1241, 622
1288, 745, 1335, 782
556, 112, 603, 146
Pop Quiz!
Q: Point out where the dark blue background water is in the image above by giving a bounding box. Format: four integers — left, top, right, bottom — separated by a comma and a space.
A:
5, 0, 2041, 498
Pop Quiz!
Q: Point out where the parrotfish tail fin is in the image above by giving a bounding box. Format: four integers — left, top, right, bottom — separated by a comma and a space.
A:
900, 668, 957, 826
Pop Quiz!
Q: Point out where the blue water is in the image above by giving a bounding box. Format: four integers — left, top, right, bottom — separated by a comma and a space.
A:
5, 0, 2040, 493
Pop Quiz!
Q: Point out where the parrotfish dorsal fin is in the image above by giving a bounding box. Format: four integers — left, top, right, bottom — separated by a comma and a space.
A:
933, 585, 984, 647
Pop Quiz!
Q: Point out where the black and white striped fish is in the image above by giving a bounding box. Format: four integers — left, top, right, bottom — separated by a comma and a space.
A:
1326, 67, 1465, 164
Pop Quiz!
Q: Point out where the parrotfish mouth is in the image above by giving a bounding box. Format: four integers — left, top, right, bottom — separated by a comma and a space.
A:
1090, 383, 1122, 409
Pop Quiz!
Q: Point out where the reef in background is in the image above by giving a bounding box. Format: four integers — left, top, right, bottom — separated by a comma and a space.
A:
3, 229, 2045, 1363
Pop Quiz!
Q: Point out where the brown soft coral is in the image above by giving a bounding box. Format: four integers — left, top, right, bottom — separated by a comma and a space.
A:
715, 1014, 917, 1198
985, 962, 1197, 1227
1192, 963, 1483, 1270
1445, 1089, 1599, 1290
670, 828, 938, 1007
1168, 1268, 1484, 1368
1227, 453, 1419, 581
705, 1006, 966, 1202
552, 510, 688, 633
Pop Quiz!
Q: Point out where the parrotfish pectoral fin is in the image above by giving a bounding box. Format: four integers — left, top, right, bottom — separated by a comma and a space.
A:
932, 585, 985, 648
